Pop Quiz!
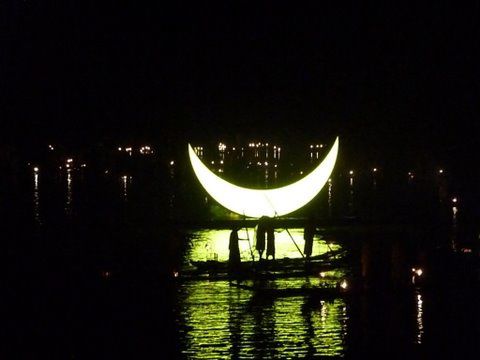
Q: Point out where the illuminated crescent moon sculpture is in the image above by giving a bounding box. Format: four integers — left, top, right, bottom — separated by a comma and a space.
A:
188, 137, 339, 218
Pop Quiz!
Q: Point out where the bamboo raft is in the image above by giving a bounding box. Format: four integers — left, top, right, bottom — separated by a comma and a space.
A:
179, 249, 348, 281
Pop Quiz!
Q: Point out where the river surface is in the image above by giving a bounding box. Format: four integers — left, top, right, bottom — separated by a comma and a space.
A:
4, 166, 480, 359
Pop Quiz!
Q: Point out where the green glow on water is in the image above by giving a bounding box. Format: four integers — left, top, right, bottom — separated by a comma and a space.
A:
185, 228, 341, 263
178, 229, 347, 357
177, 280, 347, 358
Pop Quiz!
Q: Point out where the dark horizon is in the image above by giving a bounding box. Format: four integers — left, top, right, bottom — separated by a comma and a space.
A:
1, 2, 479, 182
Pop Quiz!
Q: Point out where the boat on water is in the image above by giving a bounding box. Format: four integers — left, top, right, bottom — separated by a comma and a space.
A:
177, 244, 352, 299
184, 248, 347, 278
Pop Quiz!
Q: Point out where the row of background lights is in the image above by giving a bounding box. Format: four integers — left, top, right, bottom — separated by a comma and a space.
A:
48, 142, 445, 173
139, 145, 153, 154
118, 145, 153, 155
31, 161, 86, 172
164, 162, 451, 193
37, 145, 458, 209
166, 157, 444, 179
192, 143, 281, 159
247, 142, 281, 149
341, 168, 446, 177
64, 158, 86, 169
31, 160, 444, 180
45, 144, 452, 216
246, 161, 278, 168
158, 155, 443, 178
164, 158, 458, 204
113, 142, 447, 179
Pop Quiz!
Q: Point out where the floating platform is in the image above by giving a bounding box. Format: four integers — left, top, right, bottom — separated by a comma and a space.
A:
179, 249, 348, 282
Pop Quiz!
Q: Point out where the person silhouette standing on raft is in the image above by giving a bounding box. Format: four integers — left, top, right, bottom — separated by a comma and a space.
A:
304, 217, 316, 259
229, 225, 241, 270
255, 217, 268, 260
266, 218, 275, 260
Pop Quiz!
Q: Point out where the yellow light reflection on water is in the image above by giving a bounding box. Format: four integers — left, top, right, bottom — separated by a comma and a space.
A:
186, 228, 341, 263
273, 297, 346, 357
415, 292, 424, 344
65, 170, 72, 215
121, 175, 132, 201
328, 179, 333, 217
177, 280, 347, 358
33, 173, 41, 225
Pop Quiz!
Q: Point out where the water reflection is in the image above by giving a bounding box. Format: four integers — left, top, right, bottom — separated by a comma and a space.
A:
168, 165, 176, 215
121, 175, 132, 201
177, 280, 347, 358
65, 169, 72, 216
348, 176, 355, 215
328, 179, 333, 218
415, 292, 424, 344
177, 281, 250, 358
33, 172, 41, 225
185, 228, 341, 263
451, 205, 458, 251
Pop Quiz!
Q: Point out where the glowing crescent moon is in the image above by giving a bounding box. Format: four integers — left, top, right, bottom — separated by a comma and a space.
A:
188, 137, 339, 218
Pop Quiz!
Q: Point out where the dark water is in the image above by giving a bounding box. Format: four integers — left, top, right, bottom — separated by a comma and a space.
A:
4, 166, 480, 359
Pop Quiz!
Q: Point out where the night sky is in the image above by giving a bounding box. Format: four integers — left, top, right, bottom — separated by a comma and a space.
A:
2, 2, 479, 164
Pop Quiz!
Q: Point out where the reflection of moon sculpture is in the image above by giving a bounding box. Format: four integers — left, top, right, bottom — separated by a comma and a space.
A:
188, 137, 339, 218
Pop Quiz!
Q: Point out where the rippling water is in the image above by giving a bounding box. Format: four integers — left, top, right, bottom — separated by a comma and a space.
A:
4, 166, 479, 359
178, 227, 348, 358
176, 280, 347, 358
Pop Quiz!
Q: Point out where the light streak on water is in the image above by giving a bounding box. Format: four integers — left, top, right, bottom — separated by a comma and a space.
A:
348, 177, 355, 215
65, 169, 72, 216
328, 179, 333, 217
415, 292, 424, 344
451, 206, 458, 251
121, 175, 132, 201
33, 173, 41, 225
